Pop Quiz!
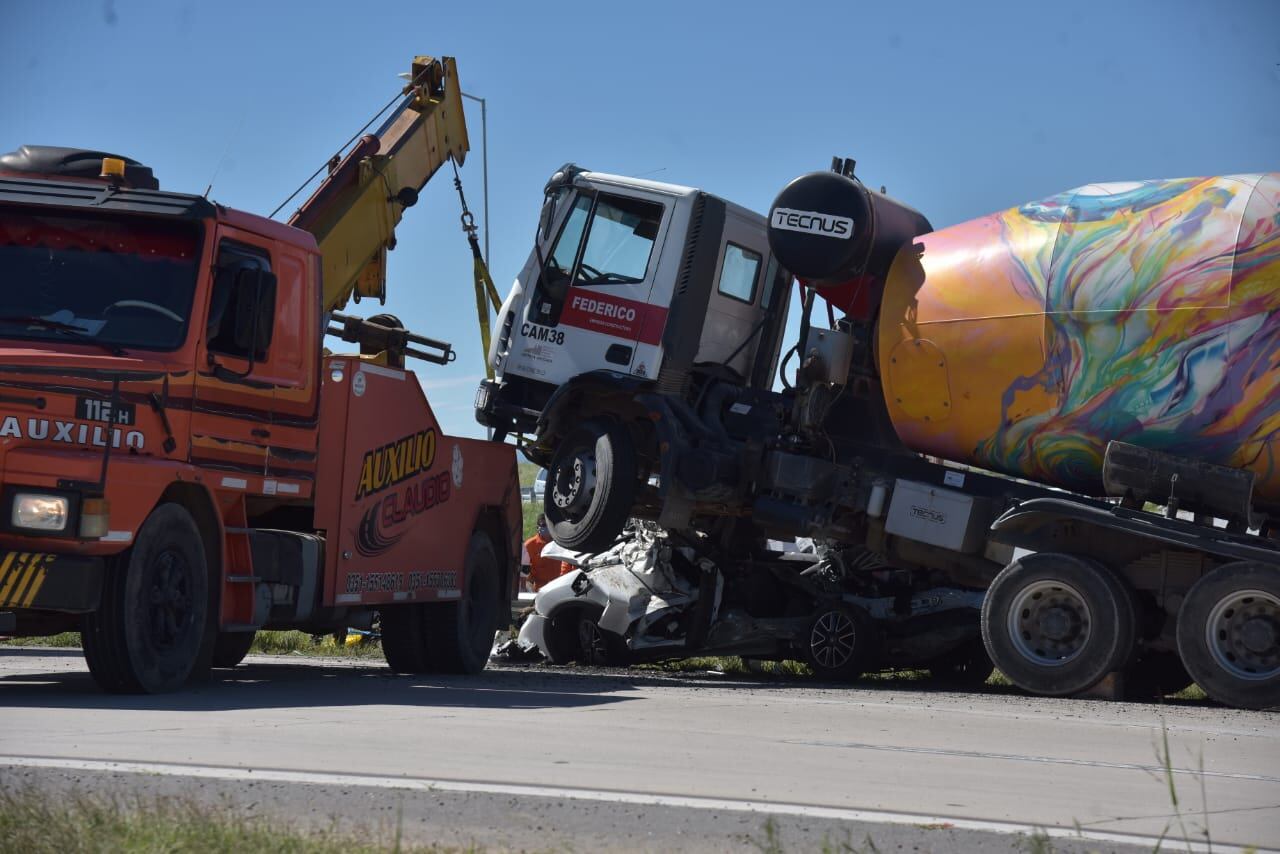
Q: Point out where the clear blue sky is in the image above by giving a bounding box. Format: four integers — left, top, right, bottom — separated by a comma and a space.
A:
3, 0, 1277, 438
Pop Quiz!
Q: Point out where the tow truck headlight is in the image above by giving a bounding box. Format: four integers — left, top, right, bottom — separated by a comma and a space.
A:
11, 493, 69, 532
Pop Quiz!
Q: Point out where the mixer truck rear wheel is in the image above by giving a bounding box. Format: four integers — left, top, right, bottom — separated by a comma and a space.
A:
1176, 563, 1280, 710
802, 603, 876, 681
982, 553, 1137, 697
544, 420, 637, 553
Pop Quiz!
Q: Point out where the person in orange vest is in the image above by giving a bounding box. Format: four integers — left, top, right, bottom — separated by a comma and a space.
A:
522, 514, 573, 592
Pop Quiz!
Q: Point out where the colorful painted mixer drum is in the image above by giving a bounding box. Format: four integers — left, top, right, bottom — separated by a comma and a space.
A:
878, 173, 1280, 508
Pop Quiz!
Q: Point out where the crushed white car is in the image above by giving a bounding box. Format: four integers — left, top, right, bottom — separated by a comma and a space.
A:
518, 526, 990, 683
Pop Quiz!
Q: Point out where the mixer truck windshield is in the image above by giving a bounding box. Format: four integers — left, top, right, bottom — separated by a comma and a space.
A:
0, 207, 199, 352
548, 193, 662, 287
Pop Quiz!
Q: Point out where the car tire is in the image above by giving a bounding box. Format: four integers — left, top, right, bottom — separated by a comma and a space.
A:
802, 602, 876, 681
1176, 562, 1280, 710
544, 420, 637, 553
82, 503, 211, 694
982, 552, 1137, 697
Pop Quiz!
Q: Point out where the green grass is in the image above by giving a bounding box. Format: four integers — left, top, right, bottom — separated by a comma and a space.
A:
517, 461, 540, 489
249, 630, 385, 659
0, 786, 483, 854
0, 630, 385, 660
0, 631, 80, 648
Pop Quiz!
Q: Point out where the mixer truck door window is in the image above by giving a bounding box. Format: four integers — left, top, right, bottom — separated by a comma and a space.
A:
717, 243, 762, 304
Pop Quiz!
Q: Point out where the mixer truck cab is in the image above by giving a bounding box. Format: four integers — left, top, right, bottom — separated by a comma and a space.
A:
476, 164, 794, 549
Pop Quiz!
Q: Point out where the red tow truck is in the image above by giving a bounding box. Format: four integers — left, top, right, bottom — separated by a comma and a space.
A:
0, 55, 521, 692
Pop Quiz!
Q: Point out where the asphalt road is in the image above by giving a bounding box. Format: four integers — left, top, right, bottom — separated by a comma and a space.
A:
1, 649, 1277, 852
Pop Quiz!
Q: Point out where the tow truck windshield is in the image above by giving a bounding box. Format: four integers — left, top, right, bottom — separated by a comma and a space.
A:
0, 207, 200, 351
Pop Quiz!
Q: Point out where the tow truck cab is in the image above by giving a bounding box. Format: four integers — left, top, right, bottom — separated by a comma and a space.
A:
0, 146, 318, 634
1, 145, 520, 692
475, 165, 791, 548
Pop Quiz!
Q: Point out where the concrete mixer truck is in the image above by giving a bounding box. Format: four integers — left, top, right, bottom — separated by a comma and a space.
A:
476, 160, 1280, 709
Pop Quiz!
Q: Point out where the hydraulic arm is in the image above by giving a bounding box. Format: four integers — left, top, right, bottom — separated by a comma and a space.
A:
288, 56, 469, 312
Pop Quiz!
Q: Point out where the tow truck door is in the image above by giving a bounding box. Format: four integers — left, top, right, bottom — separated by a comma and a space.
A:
190, 226, 317, 497
505, 185, 671, 384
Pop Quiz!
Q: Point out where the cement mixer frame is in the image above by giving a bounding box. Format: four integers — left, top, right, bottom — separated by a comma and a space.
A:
476, 160, 1280, 710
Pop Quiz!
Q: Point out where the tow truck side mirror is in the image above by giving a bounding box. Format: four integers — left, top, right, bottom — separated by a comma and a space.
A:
231, 268, 277, 357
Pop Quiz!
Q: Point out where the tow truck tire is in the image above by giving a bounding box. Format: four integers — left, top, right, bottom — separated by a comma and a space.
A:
982, 553, 1137, 697
211, 631, 256, 668
802, 603, 876, 681
544, 420, 637, 553
381, 605, 429, 674
423, 530, 501, 674
1176, 562, 1280, 710
82, 503, 210, 694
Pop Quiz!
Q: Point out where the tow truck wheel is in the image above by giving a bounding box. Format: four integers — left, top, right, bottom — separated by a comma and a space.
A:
982, 553, 1137, 697
1176, 562, 1280, 710
211, 631, 256, 668
82, 503, 211, 694
380, 605, 430, 674
802, 603, 875, 681
544, 420, 637, 553
423, 530, 502, 674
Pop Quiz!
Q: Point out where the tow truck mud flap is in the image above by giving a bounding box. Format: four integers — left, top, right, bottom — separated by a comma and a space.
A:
0, 551, 102, 612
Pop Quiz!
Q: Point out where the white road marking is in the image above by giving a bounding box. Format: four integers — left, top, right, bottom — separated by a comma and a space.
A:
0, 755, 1262, 854
783, 739, 1280, 783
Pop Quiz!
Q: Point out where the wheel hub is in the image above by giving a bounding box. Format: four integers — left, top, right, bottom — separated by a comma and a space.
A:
148, 550, 192, 652
1008, 580, 1092, 667
551, 450, 597, 518
1207, 589, 1280, 680
810, 610, 856, 669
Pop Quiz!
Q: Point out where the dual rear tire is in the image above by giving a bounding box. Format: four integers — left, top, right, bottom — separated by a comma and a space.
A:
380, 530, 503, 675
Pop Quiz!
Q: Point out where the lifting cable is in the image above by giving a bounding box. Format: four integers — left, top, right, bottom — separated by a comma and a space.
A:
450, 157, 502, 379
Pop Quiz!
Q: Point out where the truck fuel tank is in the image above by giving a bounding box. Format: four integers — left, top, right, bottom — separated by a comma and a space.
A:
876, 173, 1280, 510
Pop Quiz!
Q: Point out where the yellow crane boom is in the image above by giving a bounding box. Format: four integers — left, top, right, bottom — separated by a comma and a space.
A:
288, 56, 469, 312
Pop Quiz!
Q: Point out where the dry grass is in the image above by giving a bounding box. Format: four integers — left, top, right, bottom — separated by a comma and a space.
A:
0, 786, 483, 854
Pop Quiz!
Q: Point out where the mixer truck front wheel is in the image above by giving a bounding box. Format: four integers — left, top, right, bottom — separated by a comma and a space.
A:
982, 553, 1136, 697
1176, 563, 1280, 710
544, 420, 637, 553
